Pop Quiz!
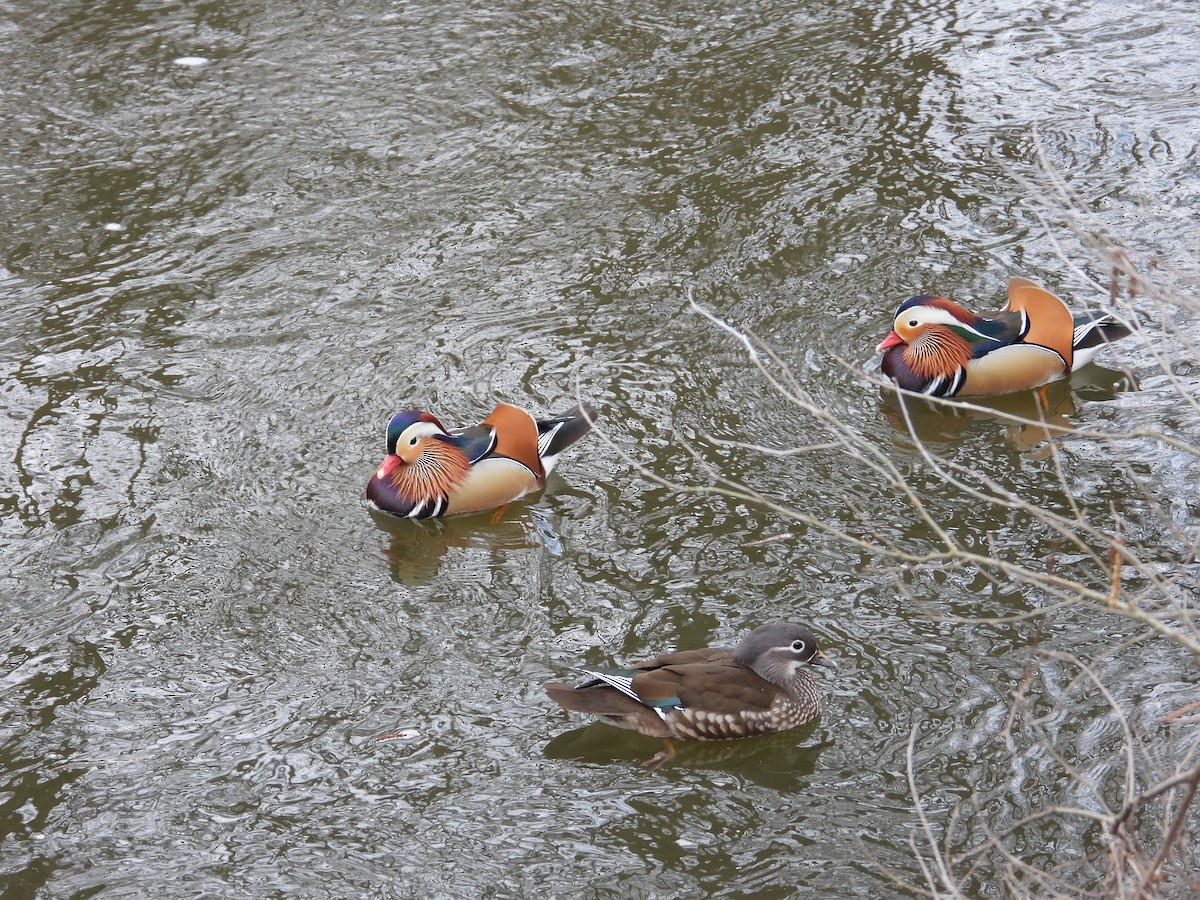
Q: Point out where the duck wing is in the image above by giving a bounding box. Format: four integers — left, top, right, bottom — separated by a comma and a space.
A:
1004, 277, 1075, 367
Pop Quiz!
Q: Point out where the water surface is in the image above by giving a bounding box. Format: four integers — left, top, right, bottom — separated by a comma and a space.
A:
2, 0, 1197, 896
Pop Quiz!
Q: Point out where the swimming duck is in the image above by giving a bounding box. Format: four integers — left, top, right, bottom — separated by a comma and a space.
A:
544, 622, 834, 772
366, 402, 596, 519
876, 277, 1134, 397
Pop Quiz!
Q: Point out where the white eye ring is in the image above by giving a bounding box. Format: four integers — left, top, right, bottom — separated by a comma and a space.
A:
791, 639, 806, 653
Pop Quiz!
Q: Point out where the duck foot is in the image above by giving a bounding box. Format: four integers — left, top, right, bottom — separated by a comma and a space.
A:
641, 739, 676, 774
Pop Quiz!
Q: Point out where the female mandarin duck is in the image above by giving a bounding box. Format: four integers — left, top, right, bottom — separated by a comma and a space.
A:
544, 623, 835, 772
876, 277, 1134, 397
366, 402, 597, 519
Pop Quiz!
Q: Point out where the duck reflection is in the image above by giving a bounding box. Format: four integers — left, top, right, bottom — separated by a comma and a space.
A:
367, 500, 558, 585
878, 363, 1135, 449
542, 723, 831, 789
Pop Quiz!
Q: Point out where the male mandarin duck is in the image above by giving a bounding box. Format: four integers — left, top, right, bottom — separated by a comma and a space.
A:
366, 402, 597, 519
876, 277, 1135, 397
543, 623, 835, 772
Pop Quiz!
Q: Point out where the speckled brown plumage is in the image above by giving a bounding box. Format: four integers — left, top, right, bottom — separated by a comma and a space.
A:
544, 623, 835, 771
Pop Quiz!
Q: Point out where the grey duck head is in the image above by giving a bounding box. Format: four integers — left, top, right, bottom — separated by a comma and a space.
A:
732, 622, 836, 691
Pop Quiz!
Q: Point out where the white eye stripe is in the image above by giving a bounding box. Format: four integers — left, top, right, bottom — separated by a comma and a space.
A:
398, 422, 442, 446
898, 307, 999, 342
897, 307, 962, 329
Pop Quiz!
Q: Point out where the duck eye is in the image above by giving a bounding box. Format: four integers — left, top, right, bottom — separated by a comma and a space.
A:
409, 436, 419, 446
908, 319, 918, 327
791, 639, 806, 653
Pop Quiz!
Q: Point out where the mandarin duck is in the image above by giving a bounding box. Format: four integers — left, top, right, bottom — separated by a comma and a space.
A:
543, 623, 835, 772
876, 277, 1134, 398
366, 402, 597, 519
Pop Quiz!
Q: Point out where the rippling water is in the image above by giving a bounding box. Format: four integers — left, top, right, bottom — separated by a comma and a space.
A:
2, 0, 1197, 896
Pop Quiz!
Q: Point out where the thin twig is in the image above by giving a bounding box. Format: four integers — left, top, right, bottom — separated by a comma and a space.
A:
907, 723, 968, 899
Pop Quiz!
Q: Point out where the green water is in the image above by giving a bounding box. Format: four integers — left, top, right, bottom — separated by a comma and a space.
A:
1, 0, 1196, 896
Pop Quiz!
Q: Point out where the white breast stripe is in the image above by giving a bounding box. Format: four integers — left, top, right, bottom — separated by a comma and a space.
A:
948, 367, 965, 396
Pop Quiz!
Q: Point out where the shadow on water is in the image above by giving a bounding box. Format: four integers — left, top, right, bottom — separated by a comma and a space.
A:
876, 363, 1136, 449
366, 495, 564, 585
0, 639, 105, 897
543, 721, 830, 790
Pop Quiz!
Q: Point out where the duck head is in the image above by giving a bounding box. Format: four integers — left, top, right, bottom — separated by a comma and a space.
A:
366, 411, 472, 518
877, 295, 992, 392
